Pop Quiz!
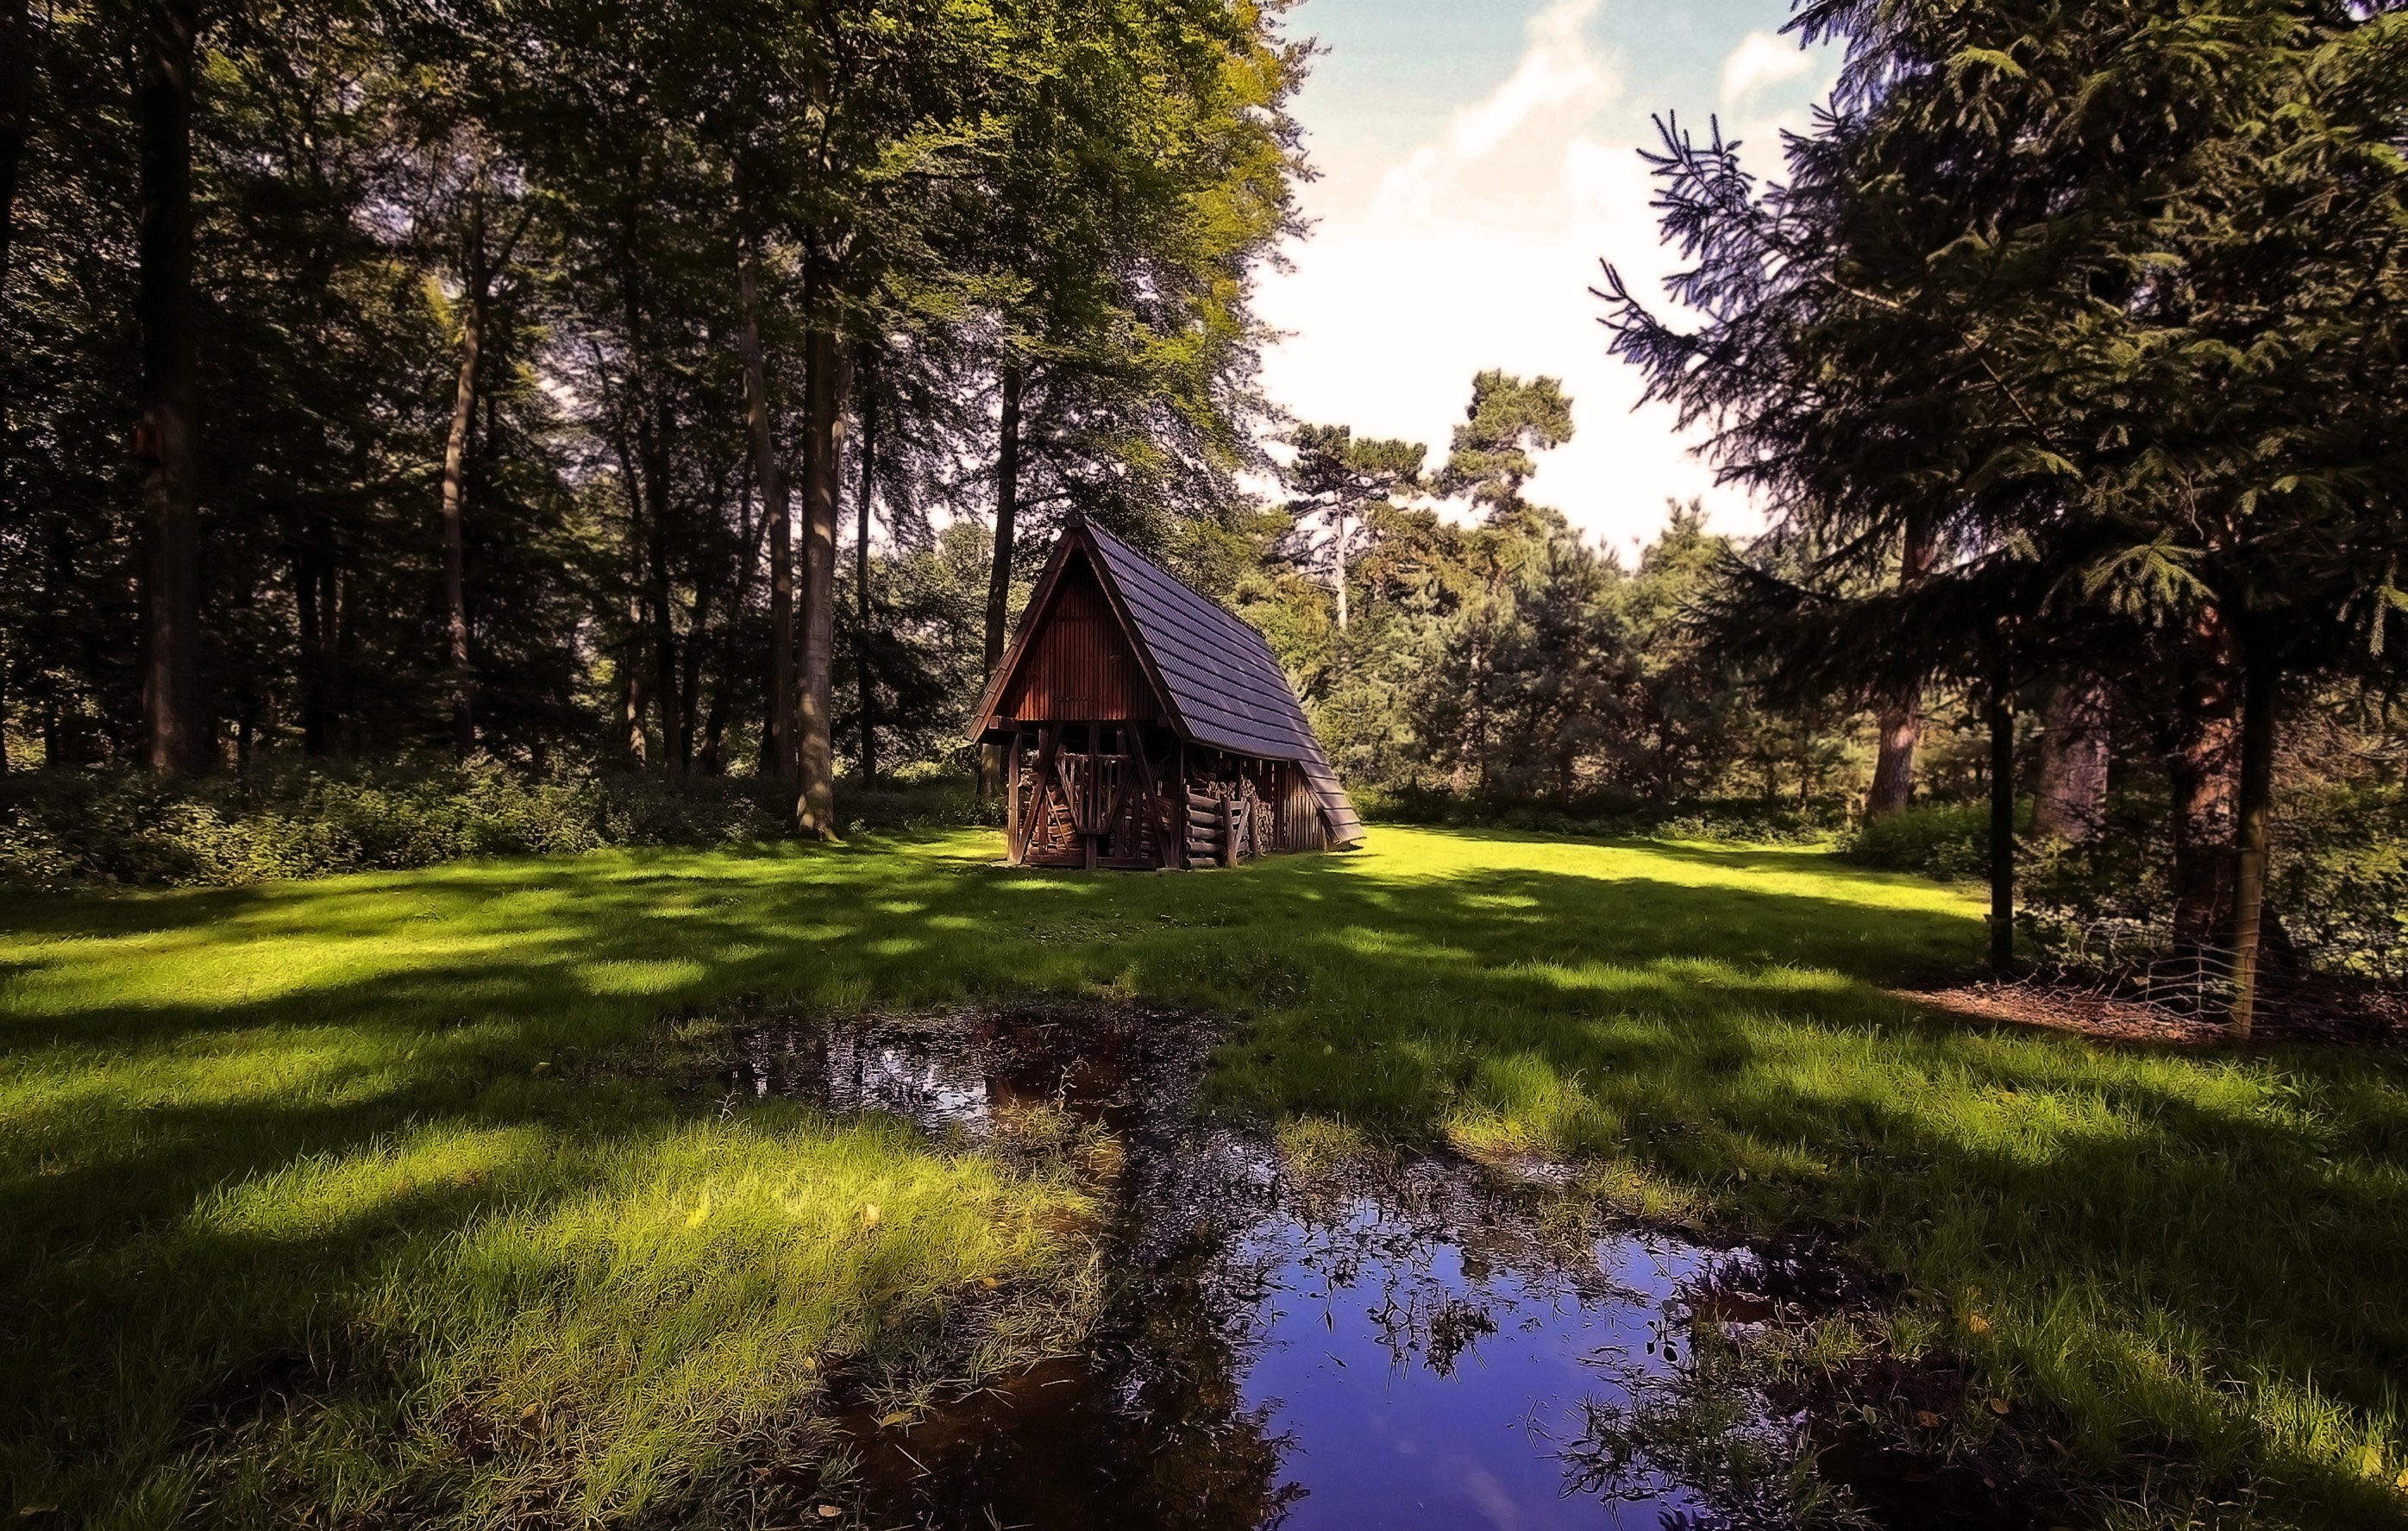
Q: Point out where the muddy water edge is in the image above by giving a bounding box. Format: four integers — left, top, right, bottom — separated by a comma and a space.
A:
724, 1005, 2047, 1531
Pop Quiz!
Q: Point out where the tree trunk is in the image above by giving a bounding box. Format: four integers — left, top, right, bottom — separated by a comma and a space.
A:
599, 381, 651, 771
1988, 627, 2016, 976
699, 470, 766, 777
1863, 517, 1939, 819
2226, 630, 2277, 1039
1333, 508, 1351, 633
979, 362, 1023, 796
2033, 675, 2110, 842
2169, 607, 2241, 954
293, 535, 332, 756
439, 204, 486, 762
135, 0, 204, 775
737, 255, 796, 784
855, 370, 878, 786
637, 397, 686, 777
794, 329, 849, 838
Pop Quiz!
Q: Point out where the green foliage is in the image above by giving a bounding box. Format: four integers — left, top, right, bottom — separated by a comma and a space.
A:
1847, 801, 1995, 878
2022, 781, 2408, 984
0, 763, 787, 888
2272, 783, 2408, 984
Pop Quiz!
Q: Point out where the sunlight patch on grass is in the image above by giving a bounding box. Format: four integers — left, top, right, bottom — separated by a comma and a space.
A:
575, 958, 712, 996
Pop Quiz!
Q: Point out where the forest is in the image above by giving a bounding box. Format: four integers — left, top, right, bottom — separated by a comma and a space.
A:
5, 0, 2406, 1022
3, 1, 2408, 1527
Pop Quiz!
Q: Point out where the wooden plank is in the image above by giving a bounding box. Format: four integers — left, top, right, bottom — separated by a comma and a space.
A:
1221, 794, 1237, 869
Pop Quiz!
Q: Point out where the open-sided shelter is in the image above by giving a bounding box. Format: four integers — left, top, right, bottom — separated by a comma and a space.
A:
968, 516, 1366, 870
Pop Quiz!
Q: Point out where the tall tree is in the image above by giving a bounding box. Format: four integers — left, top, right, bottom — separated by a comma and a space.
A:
0, 0, 27, 304
432, 156, 531, 761
1281, 424, 1425, 633
795, 330, 849, 836
853, 350, 878, 783
2032, 675, 2110, 841
134, 0, 204, 775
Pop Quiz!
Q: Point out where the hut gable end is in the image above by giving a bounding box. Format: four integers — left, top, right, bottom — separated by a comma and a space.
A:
998, 555, 1155, 725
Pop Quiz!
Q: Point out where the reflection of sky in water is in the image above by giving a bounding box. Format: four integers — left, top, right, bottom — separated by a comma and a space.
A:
738, 1019, 1809, 1529
1236, 1200, 1712, 1530
747, 1036, 990, 1126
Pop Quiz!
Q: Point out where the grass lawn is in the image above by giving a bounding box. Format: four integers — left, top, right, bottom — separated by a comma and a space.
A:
3, 826, 2404, 1527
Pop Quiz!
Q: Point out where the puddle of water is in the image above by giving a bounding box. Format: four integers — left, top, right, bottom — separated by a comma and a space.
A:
730, 1008, 2034, 1531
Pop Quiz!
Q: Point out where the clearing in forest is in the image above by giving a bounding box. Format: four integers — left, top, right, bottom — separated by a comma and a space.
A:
2, 829, 2402, 1528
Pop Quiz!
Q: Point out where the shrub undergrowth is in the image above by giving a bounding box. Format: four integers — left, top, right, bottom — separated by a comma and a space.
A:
0, 762, 995, 889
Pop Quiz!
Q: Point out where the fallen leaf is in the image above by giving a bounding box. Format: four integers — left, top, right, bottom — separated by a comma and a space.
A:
686, 1192, 712, 1228
1915, 1410, 1944, 1428
878, 1410, 911, 1428
860, 1203, 881, 1228
1988, 1396, 2011, 1416
1967, 1313, 1992, 1335
981, 1277, 1000, 1289
817, 1506, 843, 1520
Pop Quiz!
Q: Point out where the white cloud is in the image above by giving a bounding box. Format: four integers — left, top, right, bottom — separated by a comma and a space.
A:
1257, 0, 1757, 550
1719, 29, 1813, 104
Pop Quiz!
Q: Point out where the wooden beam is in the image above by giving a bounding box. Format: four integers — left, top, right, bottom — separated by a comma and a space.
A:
1006, 727, 1025, 862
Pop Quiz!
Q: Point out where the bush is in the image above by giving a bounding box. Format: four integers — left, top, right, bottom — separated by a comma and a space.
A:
2017, 784, 2407, 984
0, 762, 801, 889
1844, 801, 1993, 878
1351, 784, 1845, 846
837, 773, 1004, 836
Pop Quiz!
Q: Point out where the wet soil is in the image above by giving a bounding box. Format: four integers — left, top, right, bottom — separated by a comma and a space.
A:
728, 1005, 2046, 1531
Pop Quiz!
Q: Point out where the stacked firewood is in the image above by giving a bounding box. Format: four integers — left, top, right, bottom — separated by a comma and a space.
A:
1183, 779, 1266, 868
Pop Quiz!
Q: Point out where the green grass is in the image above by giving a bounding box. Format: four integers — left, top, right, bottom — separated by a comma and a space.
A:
3, 826, 2404, 1527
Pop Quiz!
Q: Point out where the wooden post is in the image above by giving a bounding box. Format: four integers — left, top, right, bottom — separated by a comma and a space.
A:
1221, 791, 1238, 869
1006, 727, 1023, 863
1170, 741, 1185, 869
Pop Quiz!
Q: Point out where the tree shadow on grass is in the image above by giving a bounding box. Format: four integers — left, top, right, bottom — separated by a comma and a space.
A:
2, 832, 2404, 1526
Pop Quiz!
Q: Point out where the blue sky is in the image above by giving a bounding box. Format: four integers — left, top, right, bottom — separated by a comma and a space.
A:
1254, 0, 1840, 549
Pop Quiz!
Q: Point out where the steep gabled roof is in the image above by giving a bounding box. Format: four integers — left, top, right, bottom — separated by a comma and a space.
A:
969, 516, 1365, 850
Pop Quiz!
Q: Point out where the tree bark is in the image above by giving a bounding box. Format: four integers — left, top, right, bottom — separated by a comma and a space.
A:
1863, 517, 1940, 819
1988, 626, 2016, 976
599, 379, 651, 770
439, 197, 486, 762
2033, 674, 2110, 842
135, 0, 204, 775
293, 525, 338, 756
2169, 607, 2241, 954
794, 329, 849, 838
699, 467, 766, 776
737, 255, 796, 784
637, 396, 685, 777
979, 362, 1023, 796
2226, 628, 2277, 1039
855, 369, 878, 786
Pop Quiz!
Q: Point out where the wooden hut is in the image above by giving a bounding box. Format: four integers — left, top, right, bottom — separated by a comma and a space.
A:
968, 516, 1366, 870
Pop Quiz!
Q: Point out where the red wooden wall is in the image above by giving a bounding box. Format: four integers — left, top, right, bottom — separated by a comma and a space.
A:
1000, 555, 1158, 724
